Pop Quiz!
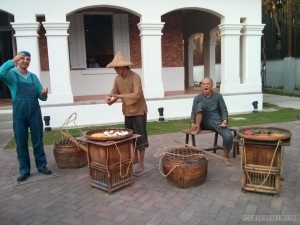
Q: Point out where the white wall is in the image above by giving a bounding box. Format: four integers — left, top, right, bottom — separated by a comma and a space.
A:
0, 0, 262, 24
72, 69, 117, 96
0, 92, 260, 129
41, 67, 184, 96
162, 67, 184, 91
193, 64, 221, 84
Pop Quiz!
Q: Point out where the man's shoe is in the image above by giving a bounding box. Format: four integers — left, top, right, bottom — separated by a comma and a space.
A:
17, 174, 30, 182
38, 168, 52, 175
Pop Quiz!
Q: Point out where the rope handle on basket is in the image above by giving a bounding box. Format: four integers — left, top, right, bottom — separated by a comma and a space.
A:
59, 112, 85, 136
113, 138, 138, 178
55, 113, 87, 152
242, 138, 282, 188
158, 153, 179, 177
154, 145, 208, 159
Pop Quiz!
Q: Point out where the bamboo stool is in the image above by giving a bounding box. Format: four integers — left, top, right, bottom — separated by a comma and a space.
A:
182, 129, 223, 153
230, 126, 240, 158
182, 127, 240, 158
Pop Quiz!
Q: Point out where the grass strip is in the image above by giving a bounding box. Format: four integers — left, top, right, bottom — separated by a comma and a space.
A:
4, 105, 300, 149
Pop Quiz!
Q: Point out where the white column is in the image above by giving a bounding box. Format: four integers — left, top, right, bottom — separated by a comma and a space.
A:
218, 24, 243, 94
241, 24, 265, 91
43, 22, 73, 104
203, 34, 210, 84
209, 30, 217, 87
138, 22, 165, 99
188, 39, 194, 87
11, 22, 41, 79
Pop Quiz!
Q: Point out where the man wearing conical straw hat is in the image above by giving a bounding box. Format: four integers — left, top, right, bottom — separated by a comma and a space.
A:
105, 52, 149, 175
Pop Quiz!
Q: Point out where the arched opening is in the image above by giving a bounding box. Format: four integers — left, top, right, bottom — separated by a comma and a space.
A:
182, 10, 220, 89
187, 28, 221, 88
65, 7, 141, 70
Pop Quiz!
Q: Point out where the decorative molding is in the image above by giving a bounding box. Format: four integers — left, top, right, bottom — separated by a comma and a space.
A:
138, 22, 165, 36
11, 22, 40, 37
241, 24, 265, 36
218, 24, 243, 36
42, 22, 70, 36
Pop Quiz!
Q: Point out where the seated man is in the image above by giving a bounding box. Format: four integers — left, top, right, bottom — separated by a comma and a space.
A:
88, 57, 100, 68
190, 77, 233, 166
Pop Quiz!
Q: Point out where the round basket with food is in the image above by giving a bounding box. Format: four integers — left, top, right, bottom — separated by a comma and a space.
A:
237, 126, 292, 141
85, 128, 133, 141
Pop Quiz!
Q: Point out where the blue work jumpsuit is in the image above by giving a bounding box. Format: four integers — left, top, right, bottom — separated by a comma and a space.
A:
13, 73, 48, 176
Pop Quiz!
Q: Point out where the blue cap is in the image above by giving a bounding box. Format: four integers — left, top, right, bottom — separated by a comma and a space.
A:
19, 51, 31, 57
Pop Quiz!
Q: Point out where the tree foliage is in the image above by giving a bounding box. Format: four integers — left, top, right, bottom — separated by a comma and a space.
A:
262, 0, 299, 57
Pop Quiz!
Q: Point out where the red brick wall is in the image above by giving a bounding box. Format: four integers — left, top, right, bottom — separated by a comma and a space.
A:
37, 9, 183, 71
162, 11, 184, 67
128, 14, 141, 68
129, 11, 184, 68
37, 17, 49, 71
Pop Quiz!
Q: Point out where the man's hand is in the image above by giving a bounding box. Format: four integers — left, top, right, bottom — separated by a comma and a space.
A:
12, 53, 25, 63
105, 94, 121, 105
105, 96, 115, 105
219, 120, 227, 128
41, 88, 48, 96
191, 122, 198, 130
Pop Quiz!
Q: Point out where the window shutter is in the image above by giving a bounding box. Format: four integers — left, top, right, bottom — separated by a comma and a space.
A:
113, 14, 130, 60
68, 14, 86, 68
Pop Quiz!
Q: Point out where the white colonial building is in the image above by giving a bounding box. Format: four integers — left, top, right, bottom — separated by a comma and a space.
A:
0, 0, 264, 128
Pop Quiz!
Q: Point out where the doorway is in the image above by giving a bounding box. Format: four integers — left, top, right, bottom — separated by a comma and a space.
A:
0, 11, 14, 100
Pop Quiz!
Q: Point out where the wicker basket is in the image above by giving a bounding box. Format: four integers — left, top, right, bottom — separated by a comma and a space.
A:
161, 147, 208, 188
53, 139, 88, 168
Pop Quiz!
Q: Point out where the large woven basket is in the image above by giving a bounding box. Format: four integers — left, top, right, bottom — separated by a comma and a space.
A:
53, 139, 88, 168
161, 147, 208, 188
237, 126, 292, 141
85, 128, 133, 142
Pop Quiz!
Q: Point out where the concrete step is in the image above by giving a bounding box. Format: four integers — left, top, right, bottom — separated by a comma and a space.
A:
0, 130, 13, 149
0, 128, 13, 133
0, 112, 13, 134
0, 112, 12, 122
0, 120, 13, 130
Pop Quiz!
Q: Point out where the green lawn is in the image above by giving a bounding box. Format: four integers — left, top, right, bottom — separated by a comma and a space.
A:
4, 103, 300, 149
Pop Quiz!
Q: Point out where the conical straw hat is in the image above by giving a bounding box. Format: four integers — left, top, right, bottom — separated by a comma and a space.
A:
106, 52, 133, 68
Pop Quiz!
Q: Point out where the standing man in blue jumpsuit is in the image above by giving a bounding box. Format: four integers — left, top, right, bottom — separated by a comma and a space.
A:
0, 51, 52, 182
190, 77, 233, 166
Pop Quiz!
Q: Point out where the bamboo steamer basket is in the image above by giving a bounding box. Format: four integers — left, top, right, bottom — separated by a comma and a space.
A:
237, 126, 292, 194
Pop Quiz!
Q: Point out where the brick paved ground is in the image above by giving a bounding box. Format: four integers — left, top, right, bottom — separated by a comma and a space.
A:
0, 122, 299, 225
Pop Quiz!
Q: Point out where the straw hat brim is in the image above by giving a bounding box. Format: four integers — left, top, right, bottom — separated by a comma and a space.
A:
106, 52, 133, 68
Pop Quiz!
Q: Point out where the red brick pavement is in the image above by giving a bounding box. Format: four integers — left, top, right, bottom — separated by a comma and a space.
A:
0, 122, 299, 225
